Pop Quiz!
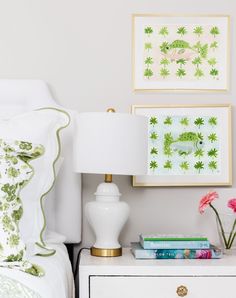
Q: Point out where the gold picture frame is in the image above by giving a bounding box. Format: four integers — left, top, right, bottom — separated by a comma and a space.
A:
132, 14, 230, 92
132, 104, 232, 187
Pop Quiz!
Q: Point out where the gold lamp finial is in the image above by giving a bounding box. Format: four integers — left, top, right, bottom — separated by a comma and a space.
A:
104, 108, 115, 183
105, 174, 112, 183
106, 108, 116, 113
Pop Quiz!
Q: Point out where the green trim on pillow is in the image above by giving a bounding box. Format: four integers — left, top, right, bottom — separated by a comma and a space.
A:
34, 242, 56, 257
34, 107, 71, 256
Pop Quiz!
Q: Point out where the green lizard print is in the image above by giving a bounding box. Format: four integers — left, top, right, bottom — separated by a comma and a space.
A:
167, 132, 204, 156
160, 40, 208, 62
140, 21, 225, 85
147, 114, 220, 176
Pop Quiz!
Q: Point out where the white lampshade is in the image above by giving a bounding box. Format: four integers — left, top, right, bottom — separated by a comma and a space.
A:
74, 112, 148, 175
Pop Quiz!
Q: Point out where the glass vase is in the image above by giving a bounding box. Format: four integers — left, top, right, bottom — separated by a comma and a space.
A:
216, 213, 236, 255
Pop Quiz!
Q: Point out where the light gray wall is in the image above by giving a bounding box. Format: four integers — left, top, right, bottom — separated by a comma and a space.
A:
0, 0, 235, 247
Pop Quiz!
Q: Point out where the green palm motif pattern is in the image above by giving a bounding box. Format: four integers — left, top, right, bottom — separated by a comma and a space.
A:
143, 23, 221, 81
148, 114, 220, 175
0, 139, 44, 276
0, 274, 41, 297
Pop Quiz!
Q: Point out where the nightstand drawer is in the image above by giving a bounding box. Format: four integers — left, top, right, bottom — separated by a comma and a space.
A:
90, 276, 235, 298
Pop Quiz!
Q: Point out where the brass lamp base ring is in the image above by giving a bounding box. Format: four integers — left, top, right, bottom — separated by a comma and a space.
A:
90, 247, 122, 257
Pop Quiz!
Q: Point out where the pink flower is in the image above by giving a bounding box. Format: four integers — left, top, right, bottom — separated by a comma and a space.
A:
227, 198, 236, 213
199, 191, 219, 214
199, 192, 236, 249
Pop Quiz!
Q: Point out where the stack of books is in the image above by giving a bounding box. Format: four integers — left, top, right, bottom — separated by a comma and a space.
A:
131, 234, 222, 259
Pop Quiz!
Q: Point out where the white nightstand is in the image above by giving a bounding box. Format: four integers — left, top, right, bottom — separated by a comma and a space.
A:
79, 248, 236, 298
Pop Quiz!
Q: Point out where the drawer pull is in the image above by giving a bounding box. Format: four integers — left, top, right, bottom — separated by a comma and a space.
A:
176, 285, 188, 297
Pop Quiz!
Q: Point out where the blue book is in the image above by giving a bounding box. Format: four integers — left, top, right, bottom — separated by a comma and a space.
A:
140, 235, 210, 249
131, 242, 222, 259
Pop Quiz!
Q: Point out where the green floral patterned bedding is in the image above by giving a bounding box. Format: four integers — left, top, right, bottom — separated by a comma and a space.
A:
0, 274, 41, 298
0, 139, 44, 276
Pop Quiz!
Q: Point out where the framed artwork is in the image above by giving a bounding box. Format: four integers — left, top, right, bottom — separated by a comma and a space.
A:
132, 104, 232, 186
132, 14, 230, 91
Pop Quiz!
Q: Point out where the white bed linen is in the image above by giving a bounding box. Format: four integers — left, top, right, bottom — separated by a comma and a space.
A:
0, 243, 74, 298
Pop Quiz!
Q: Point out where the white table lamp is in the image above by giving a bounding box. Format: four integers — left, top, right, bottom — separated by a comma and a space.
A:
74, 109, 148, 257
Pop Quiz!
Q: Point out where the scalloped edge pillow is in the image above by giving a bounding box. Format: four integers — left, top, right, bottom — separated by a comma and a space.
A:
0, 107, 70, 259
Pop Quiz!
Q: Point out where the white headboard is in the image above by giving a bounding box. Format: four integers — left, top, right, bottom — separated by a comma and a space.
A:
0, 79, 81, 243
